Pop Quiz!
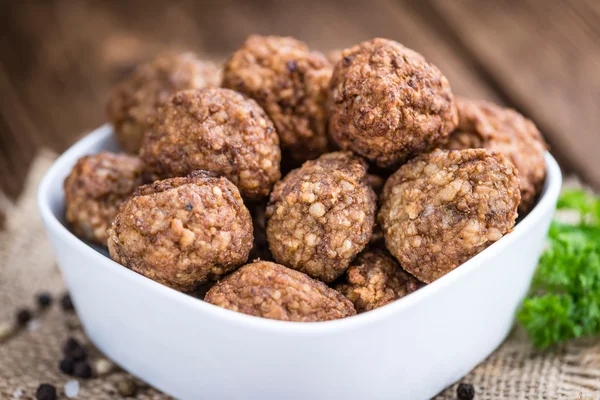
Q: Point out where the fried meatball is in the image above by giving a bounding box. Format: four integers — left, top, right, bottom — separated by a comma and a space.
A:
108, 171, 253, 292
222, 35, 332, 163
205, 261, 356, 321
64, 152, 143, 246
106, 52, 220, 153
335, 249, 423, 313
379, 149, 520, 283
442, 97, 547, 214
140, 88, 281, 200
328, 38, 458, 169
266, 152, 376, 283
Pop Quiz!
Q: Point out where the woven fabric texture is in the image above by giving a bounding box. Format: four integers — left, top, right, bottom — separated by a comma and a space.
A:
0, 152, 598, 399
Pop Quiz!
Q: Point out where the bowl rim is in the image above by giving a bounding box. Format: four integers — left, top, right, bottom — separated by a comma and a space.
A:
37, 124, 563, 335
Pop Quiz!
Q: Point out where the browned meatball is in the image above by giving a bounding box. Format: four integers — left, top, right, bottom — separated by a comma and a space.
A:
442, 97, 547, 214
108, 171, 253, 292
328, 38, 458, 169
266, 152, 376, 283
64, 152, 143, 246
379, 149, 520, 283
222, 35, 332, 163
106, 52, 220, 153
335, 249, 423, 313
205, 261, 356, 322
140, 88, 281, 200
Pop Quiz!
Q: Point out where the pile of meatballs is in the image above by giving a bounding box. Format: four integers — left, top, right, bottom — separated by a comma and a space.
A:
64, 36, 547, 322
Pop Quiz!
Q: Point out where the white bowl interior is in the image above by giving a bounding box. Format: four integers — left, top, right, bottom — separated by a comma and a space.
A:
37, 125, 563, 400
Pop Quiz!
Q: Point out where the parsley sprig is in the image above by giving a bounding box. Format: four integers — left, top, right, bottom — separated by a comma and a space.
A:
518, 189, 600, 348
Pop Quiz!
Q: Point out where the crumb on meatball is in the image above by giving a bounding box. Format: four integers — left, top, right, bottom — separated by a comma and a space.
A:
266, 151, 376, 283
140, 87, 281, 200
106, 52, 220, 153
205, 261, 356, 321
335, 248, 424, 313
64, 152, 143, 246
442, 97, 547, 214
222, 35, 332, 164
379, 149, 520, 283
328, 38, 458, 169
108, 171, 253, 292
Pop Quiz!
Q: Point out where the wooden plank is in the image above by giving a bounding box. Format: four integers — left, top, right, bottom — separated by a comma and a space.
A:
426, 0, 600, 188
0, 0, 516, 200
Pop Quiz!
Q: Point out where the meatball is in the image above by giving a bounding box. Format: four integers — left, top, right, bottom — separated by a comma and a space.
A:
140, 88, 281, 200
108, 171, 253, 292
106, 52, 220, 153
442, 97, 547, 214
222, 35, 332, 164
64, 152, 143, 246
379, 149, 520, 283
205, 261, 356, 322
266, 152, 376, 283
328, 38, 458, 169
335, 249, 423, 313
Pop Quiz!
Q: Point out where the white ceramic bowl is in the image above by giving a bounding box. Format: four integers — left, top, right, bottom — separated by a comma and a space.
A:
38, 125, 562, 400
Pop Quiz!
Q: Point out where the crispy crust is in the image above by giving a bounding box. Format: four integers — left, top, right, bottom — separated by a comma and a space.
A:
442, 97, 547, 214
335, 248, 423, 312
106, 52, 220, 153
64, 152, 143, 245
108, 171, 253, 292
328, 38, 458, 168
139, 88, 281, 200
379, 149, 520, 283
222, 35, 332, 163
205, 261, 356, 321
266, 152, 376, 283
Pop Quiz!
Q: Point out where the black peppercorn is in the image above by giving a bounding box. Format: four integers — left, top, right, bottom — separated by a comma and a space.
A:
70, 345, 87, 361
457, 383, 475, 400
60, 293, 74, 311
59, 358, 75, 375
16, 308, 32, 326
36, 383, 57, 400
74, 361, 93, 379
63, 337, 81, 355
37, 292, 53, 309
62, 337, 87, 360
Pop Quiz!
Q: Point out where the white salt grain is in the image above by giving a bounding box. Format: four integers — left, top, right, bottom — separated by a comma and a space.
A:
12, 387, 24, 398
94, 358, 115, 376
26, 319, 41, 332
64, 379, 79, 398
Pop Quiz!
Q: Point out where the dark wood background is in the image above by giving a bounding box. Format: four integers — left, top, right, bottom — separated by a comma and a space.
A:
1, 0, 599, 202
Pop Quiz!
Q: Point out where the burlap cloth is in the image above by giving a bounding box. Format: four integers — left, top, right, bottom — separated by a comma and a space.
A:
1, 151, 599, 400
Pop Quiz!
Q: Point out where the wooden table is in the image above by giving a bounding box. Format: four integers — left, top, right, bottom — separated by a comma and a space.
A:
1, 0, 599, 200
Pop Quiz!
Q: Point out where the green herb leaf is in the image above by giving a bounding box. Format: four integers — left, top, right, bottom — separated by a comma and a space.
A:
518, 189, 600, 348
